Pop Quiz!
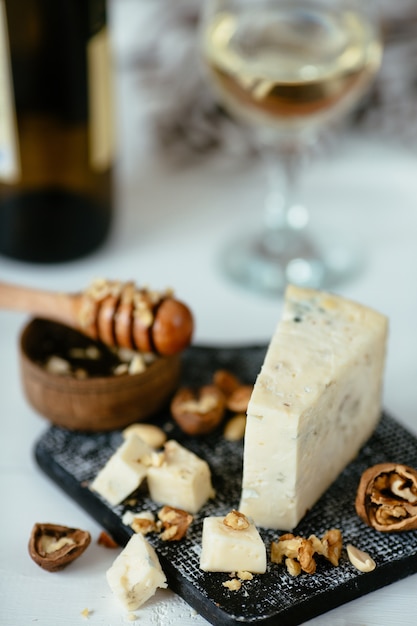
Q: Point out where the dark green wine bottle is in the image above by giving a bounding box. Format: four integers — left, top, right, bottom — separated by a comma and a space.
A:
0, 0, 114, 263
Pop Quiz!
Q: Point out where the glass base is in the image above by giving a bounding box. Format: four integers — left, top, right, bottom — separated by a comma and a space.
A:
218, 228, 364, 296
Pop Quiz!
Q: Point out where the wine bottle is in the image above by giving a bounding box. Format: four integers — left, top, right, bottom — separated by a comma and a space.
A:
0, 0, 114, 263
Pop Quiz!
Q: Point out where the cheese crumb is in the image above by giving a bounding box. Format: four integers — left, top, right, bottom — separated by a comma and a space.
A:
90, 435, 154, 506
222, 578, 242, 591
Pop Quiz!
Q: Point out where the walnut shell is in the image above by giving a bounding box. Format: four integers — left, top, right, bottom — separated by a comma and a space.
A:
212, 369, 241, 396
28, 523, 91, 572
171, 385, 226, 435
355, 463, 417, 532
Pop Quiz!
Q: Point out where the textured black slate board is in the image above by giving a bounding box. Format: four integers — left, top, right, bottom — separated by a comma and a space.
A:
34, 345, 417, 625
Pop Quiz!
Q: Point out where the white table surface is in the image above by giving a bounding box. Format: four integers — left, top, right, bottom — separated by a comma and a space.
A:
2, 4, 417, 626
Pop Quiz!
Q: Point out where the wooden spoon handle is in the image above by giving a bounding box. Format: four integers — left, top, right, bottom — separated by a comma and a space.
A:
0, 281, 81, 328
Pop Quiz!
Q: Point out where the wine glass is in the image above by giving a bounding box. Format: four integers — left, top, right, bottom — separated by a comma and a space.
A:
200, 0, 382, 294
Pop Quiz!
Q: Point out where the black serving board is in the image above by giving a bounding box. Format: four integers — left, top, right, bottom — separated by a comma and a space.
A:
34, 345, 417, 626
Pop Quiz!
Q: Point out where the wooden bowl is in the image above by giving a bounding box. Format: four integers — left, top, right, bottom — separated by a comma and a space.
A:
19, 318, 181, 431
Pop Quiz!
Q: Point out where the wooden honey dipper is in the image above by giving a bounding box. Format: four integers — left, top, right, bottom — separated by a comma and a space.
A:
0, 279, 194, 356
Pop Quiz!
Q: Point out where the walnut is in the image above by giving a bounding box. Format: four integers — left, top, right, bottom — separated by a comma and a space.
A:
131, 517, 158, 535
213, 369, 240, 397
309, 529, 343, 566
271, 529, 343, 576
28, 523, 91, 572
133, 303, 154, 328
97, 531, 119, 549
270, 533, 300, 563
355, 463, 417, 531
270, 534, 316, 575
170, 385, 226, 435
158, 505, 193, 541
85, 278, 123, 301
223, 510, 250, 531
298, 538, 316, 574
122, 510, 157, 535
226, 385, 252, 413
222, 578, 242, 591
45, 356, 71, 375
213, 369, 252, 417
212, 370, 253, 437
128, 354, 146, 375
285, 557, 302, 577
113, 363, 129, 376
170, 369, 252, 439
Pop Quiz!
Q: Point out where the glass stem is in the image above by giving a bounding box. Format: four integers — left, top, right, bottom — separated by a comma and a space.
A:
261, 141, 309, 257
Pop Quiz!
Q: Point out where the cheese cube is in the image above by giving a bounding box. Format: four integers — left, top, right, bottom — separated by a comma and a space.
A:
147, 440, 213, 514
106, 533, 167, 610
199, 515, 266, 573
240, 285, 388, 530
90, 434, 153, 506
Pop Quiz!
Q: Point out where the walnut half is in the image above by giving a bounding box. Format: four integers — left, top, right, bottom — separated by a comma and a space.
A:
223, 510, 250, 531
158, 505, 193, 541
355, 463, 417, 532
28, 523, 91, 572
271, 529, 342, 576
170, 386, 226, 435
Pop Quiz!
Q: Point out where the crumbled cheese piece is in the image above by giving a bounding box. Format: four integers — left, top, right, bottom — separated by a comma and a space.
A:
200, 515, 266, 574
147, 440, 214, 514
106, 534, 167, 611
90, 435, 153, 506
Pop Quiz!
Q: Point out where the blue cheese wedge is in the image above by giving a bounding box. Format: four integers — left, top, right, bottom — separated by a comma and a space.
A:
239, 285, 388, 530
106, 533, 167, 610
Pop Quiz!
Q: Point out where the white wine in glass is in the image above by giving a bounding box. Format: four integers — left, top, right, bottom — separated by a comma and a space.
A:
200, 0, 382, 294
